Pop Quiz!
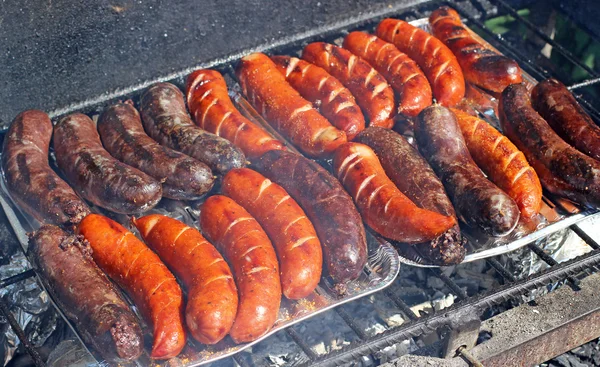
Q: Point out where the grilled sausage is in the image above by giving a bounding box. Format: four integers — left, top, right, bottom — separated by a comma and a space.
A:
78, 214, 185, 359
355, 127, 465, 265
29, 225, 143, 362
531, 78, 600, 161
235, 52, 347, 158
499, 83, 600, 208
1, 110, 90, 227
222, 168, 322, 299
415, 105, 520, 236
133, 214, 238, 344
343, 32, 432, 117
451, 108, 542, 218
253, 150, 367, 285
199, 195, 281, 343
302, 42, 395, 128
139, 82, 245, 174
185, 69, 285, 158
53, 113, 162, 214
377, 18, 465, 107
271, 56, 366, 140
429, 6, 522, 93
333, 142, 456, 243
98, 101, 214, 200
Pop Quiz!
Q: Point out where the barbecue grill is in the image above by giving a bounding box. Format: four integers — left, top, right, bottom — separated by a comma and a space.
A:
2, 0, 600, 366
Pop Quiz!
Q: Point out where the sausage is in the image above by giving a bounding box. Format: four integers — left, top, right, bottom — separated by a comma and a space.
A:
78, 214, 186, 359
271, 56, 366, 140
376, 18, 465, 107
343, 32, 432, 117
28, 225, 143, 362
235, 52, 347, 158
222, 168, 322, 299
185, 69, 285, 158
199, 195, 281, 343
333, 142, 456, 243
531, 78, 600, 161
451, 108, 542, 218
1, 110, 90, 227
53, 113, 162, 214
499, 83, 600, 208
415, 105, 520, 236
133, 214, 238, 344
355, 127, 465, 265
429, 6, 522, 93
139, 82, 245, 174
302, 42, 396, 128
98, 101, 214, 200
253, 150, 367, 285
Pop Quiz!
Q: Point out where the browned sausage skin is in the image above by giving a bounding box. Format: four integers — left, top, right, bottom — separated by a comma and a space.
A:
302, 42, 396, 128
429, 6, 522, 93
2, 110, 90, 227
271, 56, 366, 140
531, 78, 600, 162
343, 32, 432, 117
98, 101, 215, 200
376, 18, 465, 107
499, 83, 600, 208
53, 113, 162, 214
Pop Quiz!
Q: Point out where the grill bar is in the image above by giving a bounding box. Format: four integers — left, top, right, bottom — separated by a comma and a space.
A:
486, 258, 517, 282
431, 269, 469, 300
0, 269, 35, 289
527, 243, 581, 288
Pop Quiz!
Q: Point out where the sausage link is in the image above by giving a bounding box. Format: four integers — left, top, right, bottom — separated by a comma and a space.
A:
451, 108, 542, 218
139, 82, 245, 174
333, 142, 456, 243
78, 214, 185, 359
376, 18, 465, 107
133, 214, 238, 344
499, 83, 600, 208
302, 42, 395, 128
253, 150, 367, 285
199, 195, 281, 343
222, 168, 322, 299
355, 127, 465, 265
235, 52, 347, 158
1, 110, 90, 227
531, 78, 600, 161
343, 32, 432, 117
429, 6, 522, 93
415, 105, 520, 236
98, 101, 214, 200
53, 113, 162, 214
185, 69, 285, 158
29, 225, 143, 362
271, 56, 366, 140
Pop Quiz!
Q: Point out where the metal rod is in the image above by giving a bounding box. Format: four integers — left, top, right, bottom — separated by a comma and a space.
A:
335, 307, 368, 340
571, 224, 600, 250
0, 297, 45, 367
486, 258, 516, 282
0, 269, 35, 289
528, 244, 581, 288
233, 353, 251, 367
384, 289, 420, 321
568, 77, 600, 90
431, 269, 469, 300
457, 345, 485, 367
286, 328, 318, 361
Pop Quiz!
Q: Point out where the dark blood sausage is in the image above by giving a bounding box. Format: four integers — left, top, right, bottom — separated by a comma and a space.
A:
500, 83, 600, 208
302, 42, 396, 128
133, 214, 238, 345
28, 225, 143, 362
139, 82, 245, 174
53, 113, 162, 214
271, 56, 366, 140
1, 110, 90, 227
185, 69, 285, 159
235, 52, 347, 158
98, 101, 214, 200
377, 18, 465, 107
343, 32, 432, 117
199, 195, 281, 343
415, 105, 520, 236
355, 127, 465, 265
531, 78, 600, 162
429, 6, 522, 93
253, 150, 367, 285
78, 214, 186, 359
